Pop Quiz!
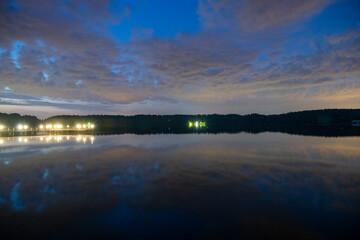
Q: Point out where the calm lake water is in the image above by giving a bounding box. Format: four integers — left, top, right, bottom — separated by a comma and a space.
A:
0, 133, 359, 239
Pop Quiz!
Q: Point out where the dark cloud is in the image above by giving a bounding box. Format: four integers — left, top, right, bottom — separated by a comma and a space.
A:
0, 0, 359, 115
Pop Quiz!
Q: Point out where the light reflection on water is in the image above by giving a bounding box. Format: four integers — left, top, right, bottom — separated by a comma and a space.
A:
0, 133, 359, 239
0, 135, 95, 146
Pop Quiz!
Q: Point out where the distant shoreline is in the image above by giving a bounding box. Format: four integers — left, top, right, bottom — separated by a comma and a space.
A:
1, 109, 360, 137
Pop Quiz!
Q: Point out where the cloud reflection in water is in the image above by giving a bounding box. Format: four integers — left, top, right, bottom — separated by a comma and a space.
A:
0, 133, 359, 239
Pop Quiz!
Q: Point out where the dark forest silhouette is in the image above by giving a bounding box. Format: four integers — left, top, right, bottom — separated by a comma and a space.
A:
1, 109, 360, 137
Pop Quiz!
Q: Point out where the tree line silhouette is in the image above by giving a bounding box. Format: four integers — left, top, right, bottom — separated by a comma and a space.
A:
0, 113, 39, 129
1, 109, 360, 137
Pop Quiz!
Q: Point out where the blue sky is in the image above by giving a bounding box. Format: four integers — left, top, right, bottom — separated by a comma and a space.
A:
109, 0, 200, 41
0, 0, 359, 117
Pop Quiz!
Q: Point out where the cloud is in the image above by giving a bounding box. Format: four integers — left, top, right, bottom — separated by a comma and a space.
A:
197, 0, 336, 31
0, 0, 359, 115
3, 86, 13, 93
130, 28, 360, 108
0, 90, 188, 117
75, 80, 82, 86
10, 41, 25, 69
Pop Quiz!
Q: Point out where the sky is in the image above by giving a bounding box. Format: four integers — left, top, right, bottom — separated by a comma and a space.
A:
0, 0, 360, 118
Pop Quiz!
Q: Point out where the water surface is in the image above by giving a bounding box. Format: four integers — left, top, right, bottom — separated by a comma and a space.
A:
0, 133, 359, 239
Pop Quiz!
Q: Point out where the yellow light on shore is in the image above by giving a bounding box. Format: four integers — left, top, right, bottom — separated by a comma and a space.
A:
7, 122, 97, 132
0, 139, 4, 144
53, 124, 63, 129
0, 125, 4, 130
